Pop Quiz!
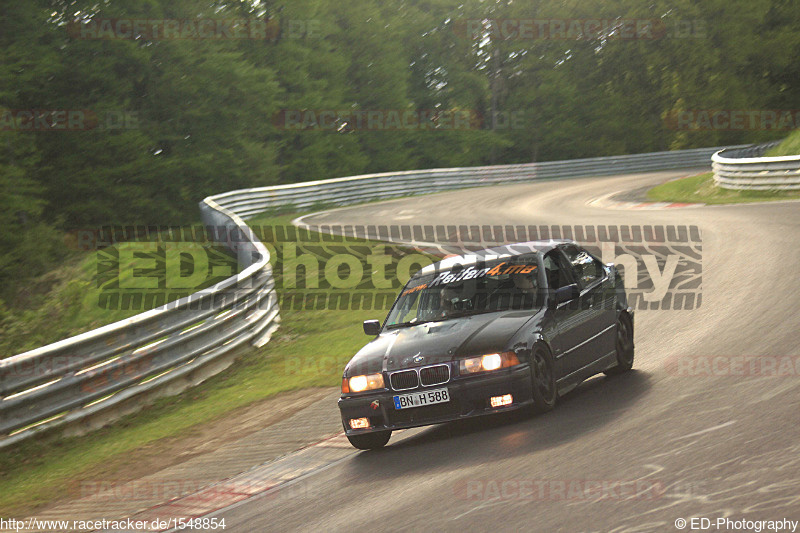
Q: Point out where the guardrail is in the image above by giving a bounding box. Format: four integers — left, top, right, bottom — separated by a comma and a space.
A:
0, 200, 280, 449
0, 144, 732, 449
213, 146, 734, 219
712, 141, 800, 190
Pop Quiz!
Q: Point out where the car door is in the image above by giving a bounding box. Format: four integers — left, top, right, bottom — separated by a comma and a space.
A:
559, 244, 617, 370
542, 249, 586, 378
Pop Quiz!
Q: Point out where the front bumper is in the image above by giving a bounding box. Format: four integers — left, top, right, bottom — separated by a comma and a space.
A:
338, 365, 533, 436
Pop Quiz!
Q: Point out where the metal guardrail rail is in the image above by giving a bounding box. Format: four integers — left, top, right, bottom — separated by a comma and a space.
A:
0, 200, 280, 449
0, 145, 730, 448
712, 141, 800, 190
213, 146, 733, 219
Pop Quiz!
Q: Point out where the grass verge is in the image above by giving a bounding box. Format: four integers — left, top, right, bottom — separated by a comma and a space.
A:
646, 172, 800, 204
765, 130, 800, 157
1, 229, 238, 357
0, 211, 431, 516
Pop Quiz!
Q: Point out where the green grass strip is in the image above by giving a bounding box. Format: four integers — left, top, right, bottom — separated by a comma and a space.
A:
0, 211, 417, 516
647, 172, 800, 204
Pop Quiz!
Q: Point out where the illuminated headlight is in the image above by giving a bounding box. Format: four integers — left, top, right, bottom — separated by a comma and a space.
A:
482, 353, 502, 371
342, 373, 385, 393
459, 351, 521, 374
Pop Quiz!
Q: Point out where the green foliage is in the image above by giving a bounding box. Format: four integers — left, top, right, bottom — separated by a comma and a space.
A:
0, 213, 423, 515
766, 129, 800, 156
0, 227, 240, 357
647, 172, 800, 204
1, 0, 797, 329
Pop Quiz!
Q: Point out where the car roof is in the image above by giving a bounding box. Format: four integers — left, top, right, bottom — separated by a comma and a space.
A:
415, 239, 575, 277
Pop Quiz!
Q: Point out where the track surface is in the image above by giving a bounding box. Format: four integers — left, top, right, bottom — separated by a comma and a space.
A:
216, 171, 800, 532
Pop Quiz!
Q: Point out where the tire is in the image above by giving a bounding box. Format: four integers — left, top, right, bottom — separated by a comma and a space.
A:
605, 313, 634, 376
347, 430, 391, 450
530, 345, 557, 414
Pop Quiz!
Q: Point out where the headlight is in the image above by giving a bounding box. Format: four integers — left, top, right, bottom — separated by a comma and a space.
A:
342, 373, 385, 393
459, 351, 521, 374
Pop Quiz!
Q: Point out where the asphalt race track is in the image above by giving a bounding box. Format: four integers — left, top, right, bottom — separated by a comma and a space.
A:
209, 170, 800, 533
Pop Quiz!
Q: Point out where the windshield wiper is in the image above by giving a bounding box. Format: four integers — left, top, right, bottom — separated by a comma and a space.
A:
388, 309, 489, 328
385, 320, 420, 329
429, 309, 485, 321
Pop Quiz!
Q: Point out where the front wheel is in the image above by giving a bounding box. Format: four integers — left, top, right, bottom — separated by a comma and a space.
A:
347, 430, 391, 450
530, 345, 557, 414
605, 314, 634, 376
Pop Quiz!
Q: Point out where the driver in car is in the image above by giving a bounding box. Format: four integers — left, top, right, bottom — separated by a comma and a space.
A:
511, 272, 536, 293
438, 285, 460, 316
510, 272, 537, 309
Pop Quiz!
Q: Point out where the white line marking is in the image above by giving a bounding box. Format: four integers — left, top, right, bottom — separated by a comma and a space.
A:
669, 420, 736, 442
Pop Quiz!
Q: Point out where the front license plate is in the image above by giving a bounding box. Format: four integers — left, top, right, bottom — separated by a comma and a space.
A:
393, 388, 450, 410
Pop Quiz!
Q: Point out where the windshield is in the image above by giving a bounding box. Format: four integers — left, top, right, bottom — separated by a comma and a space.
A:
385, 256, 541, 327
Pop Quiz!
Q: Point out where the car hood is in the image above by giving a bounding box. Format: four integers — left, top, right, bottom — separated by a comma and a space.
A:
345, 311, 538, 376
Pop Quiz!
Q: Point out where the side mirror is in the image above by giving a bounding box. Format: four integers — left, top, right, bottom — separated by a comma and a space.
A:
553, 284, 580, 306
363, 320, 381, 336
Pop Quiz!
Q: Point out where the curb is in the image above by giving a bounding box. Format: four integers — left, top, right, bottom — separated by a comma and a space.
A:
588, 192, 704, 210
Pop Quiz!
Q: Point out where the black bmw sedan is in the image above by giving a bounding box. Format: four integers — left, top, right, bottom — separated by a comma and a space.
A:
338, 240, 635, 449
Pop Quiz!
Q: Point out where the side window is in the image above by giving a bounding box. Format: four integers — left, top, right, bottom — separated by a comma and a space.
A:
561, 245, 605, 287
543, 251, 572, 290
